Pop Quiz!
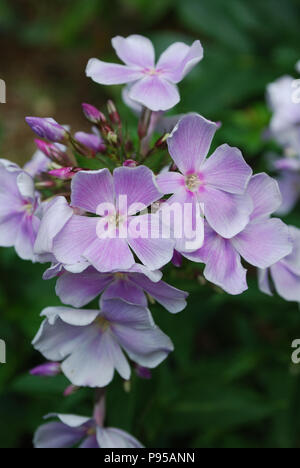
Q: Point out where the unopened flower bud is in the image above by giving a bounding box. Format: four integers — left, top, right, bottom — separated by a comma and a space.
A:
82, 103, 106, 124
30, 362, 61, 377
134, 365, 152, 380
107, 100, 121, 125
35, 139, 74, 166
26, 117, 67, 143
123, 159, 137, 167
74, 131, 106, 154
48, 167, 82, 180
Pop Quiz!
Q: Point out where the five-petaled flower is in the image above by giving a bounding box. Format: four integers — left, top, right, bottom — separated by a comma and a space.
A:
184, 173, 292, 295
50, 165, 175, 272
86, 35, 203, 111
157, 113, 253, 241
34, 413, 143, 449
33, 298, 174, 388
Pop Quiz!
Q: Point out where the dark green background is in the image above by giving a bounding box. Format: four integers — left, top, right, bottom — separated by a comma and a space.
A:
0, 0, 300, 448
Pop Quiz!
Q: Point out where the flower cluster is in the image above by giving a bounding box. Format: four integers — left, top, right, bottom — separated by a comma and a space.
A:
0, 35, 298, 448
261, 61, 300, 302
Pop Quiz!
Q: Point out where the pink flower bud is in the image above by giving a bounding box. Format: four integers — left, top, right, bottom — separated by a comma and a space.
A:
30, 362, 61, 377
82, 103, 106, 124
48, 167, 82, 180
35, 139, 72, 166
123, 159, 137, 167
107, 100, 121, 125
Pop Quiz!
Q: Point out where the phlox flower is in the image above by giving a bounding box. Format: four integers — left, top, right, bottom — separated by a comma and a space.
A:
156, 113, 253, 240
86, 34, 203, 111
34, 413, 143, 449
33, 298, 174, 388
267, 71, 300, 150
53, 264, 188, 313
0, 161, 40, 261
49, 166, 175, 272
184, 174, 292, 295
259, 226, 300, 302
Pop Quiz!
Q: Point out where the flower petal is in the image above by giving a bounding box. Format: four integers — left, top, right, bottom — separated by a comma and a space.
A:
54, 414, 91, 427
129, 76, 179, 112
0, 212, 23, 247
282, 226, 300, 275
79, 435, 99, 448
41, 306, 99, 326
86, 58, 142, 85
233, 218, 292, 268
15, 214, 39, 261
270, 261, 300, 302
114, 166, 162, 215
128, 214, 175, 270
201, 144, 252, 194
34, 422, 85, 449
32, 318, 88, 361
34, 196, 73, 258
103, 278, 147, 306
184, 224, 248, 295
101, 298, 154, 327
53, 215, 98, 265
247, 173, 282, 221
71, 169, 114, 214
132, 274, 188, 313
16, 172, 36, 201
276, 172, 300, 216
113, 322, 174, 368
157, 40, 203, 83
200, 188, 253, 238
112, 35, 155, 68
56, 268, 113, 307
62, 330, 130, 387
258, 268, 273, 296
96, 427, 144, 448
167, 114, 218, 174
156, 171, 184, 194
83, 237, 135, 273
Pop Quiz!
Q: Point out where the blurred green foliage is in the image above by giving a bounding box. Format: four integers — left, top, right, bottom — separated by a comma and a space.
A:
0, 0, 300, 448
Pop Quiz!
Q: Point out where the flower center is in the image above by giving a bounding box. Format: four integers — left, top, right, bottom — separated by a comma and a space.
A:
107, 212, 124, 229
95, 316, 110, 331
114, 272, 126, 280
185, 174, 202, 192
145, 68, 161, 76
86, 427, 96, 436
23, 203, 33, 214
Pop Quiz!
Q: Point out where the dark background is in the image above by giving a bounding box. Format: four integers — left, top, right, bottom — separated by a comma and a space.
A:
0, 0, 300, 448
